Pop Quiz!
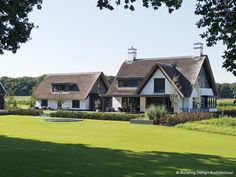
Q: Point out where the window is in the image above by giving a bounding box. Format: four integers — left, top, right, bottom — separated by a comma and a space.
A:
72, 100, 80, 108
154, 78, 165, 93
52, 84, 77, 92
41, 100, 48, 107
118, 79, 142, 87
207, 97, 217, 108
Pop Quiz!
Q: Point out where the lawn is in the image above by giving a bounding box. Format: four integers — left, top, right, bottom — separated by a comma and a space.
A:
177, 117, 236, 136
217, 98, 236, 111
0, 115, 235, 177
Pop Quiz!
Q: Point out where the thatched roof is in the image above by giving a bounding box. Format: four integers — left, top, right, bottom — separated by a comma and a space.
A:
33, 72, 109, 100
107, 55, 217, 97
0, 83, 6, 95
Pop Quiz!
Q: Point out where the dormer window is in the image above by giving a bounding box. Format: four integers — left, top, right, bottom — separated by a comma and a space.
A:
118, 78, 142, 87
154, 78, 165, 93
52, 83, 78, 92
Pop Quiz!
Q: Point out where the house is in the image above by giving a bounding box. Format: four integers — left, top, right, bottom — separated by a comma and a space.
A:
106, 47, 218, 113
33, 72, 111, 111
0, 82, 6, 109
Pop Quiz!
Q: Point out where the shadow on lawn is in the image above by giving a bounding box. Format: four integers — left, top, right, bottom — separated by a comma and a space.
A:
0, 135, 235, 177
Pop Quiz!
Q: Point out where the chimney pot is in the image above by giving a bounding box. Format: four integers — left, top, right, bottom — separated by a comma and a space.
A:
128, 46, 137, 60
193, 42, 203, 60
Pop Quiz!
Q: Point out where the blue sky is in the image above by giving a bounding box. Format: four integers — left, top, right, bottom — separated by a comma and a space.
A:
0, 0, 235, 83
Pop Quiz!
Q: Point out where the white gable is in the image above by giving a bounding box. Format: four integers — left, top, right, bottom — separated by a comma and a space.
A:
140, 69, 174, 95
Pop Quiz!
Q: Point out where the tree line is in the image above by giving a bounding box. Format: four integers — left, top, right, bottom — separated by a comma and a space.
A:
0, 76, 45, 96
0, 75, 115, 96
216, 83, 236, 98
0, 75, 235, 98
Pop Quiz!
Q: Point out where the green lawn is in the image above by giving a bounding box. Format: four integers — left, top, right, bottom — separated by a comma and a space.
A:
0, 115, 235, 177
177, 117, 236, 136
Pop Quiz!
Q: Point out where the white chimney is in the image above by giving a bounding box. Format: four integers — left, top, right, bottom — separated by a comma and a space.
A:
193, 42, 203, 60
128, 46, 137, 60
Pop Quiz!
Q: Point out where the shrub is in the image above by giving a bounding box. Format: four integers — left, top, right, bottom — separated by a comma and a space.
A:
5, 96, 17, 111
145, 105, 167, 121
217, 110, 236, 117
160, 112, 215, 126
9, 109, 43, 116
26, 97, 36, 109
50, 111, 144, 121
105, 107, 116, 112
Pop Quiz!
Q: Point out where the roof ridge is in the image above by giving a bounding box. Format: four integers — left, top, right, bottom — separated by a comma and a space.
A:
124, 55, 199, 62
46, 72, 102, 76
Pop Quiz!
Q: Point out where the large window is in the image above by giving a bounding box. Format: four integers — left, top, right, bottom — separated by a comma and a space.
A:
154, 78, 165, 93
118, 79, 142, 87
121, 97, 140, 113
52, 84, 77, 92
72, 100, 80, 108
41, 100, 48, 107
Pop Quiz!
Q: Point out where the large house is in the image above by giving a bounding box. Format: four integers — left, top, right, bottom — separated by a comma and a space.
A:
33, 72, 111, 111
106, 47, 218, 113
0, 83, 6, 109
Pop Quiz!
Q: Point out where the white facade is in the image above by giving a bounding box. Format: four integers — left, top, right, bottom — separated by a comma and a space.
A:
140, 69, 173, 95
36, 97, 90, 110
112, 97, 122, 110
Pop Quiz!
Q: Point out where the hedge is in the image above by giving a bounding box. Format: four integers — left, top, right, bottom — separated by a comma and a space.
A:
160, 112, 215, 126
50, 111, 144, 121
9, 109, 43, 116
216, 110, 236, 117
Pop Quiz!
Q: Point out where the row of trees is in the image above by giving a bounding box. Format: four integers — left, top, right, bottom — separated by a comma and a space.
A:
0, 75, 235, 98
0, 75, 45, 96
0, 75, 114, 96
216, 83, 236, 98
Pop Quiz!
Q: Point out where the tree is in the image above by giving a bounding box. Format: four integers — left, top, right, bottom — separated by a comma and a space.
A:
106, 75, 115, 84
56, 91, 64, 110
192, 78, 202, 110
230, 83, 236, 98
5, 89, 17, 111
216, 82, 236, 98
97, 0, 236, 76
97, 0, 183, 12
0, 75, 45, 96
0, 0, 42, 54
169, 75, 181, 113
26, 96, 36, 109
195, 0, 236, 76
2, 1, 235, 76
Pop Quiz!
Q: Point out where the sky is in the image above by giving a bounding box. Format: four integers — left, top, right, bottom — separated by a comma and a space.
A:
0, 0, 235, 83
